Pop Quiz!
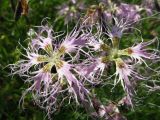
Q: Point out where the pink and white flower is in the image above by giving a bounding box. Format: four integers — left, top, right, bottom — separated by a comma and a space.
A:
11, 24, 94, 115
115, 58, 138, 106
30, 25, 54, 53
119, 39, 158, 63
75, 58, 106, 84
60, 27, 88, 53
10, 48, 48, 76
116, 3, 140, 23
57, 61, 91, 104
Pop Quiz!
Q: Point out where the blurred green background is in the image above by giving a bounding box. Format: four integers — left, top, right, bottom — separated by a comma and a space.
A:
0, 0, 160, 120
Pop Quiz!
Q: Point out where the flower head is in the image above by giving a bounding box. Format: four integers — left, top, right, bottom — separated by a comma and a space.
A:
11, 24, 92, 114
119, 39, 158, 63
142, 0, 157, 15
116, 3, 140, 23
60, 27, 88, 53
76, 57, 106, 84
57, 61, 90, 103
115, 58, 137, 106
57, 0, 85, 24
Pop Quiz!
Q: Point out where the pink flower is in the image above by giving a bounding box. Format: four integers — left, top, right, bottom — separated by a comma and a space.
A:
57, 0, 85, 24
57, 61, 90, 104
104, 16, 132, 40
19, 64, 61, 113
87, 35, 103, 51
11, 24, 93, 114
60, 27, 88, 53
92, 98, 126, 120
116, 3, 140, 23
10, 49, 48, 76
33, 70, 52, 92
30, 25, 54, 53
115, 58, 138, 106
75, 58, 106, 84
119, 39, 158, 63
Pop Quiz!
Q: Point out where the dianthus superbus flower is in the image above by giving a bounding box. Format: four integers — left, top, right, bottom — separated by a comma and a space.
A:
114, 58, 136, 106
60, 27, 88, 53
81, 19, 159, 108
11, 24, 91, 115
116, 3, 140, 23
57, 0, 85, 24
119, 39, 158, 63
9, 1, 160, 119
75, 57, 106, 83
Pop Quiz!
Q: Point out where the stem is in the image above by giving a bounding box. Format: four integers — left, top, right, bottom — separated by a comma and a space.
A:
112, 37, 119, 49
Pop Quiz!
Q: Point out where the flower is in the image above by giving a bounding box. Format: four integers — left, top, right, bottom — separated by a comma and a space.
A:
92, 98, 126, 120
57, 0, 85, 24
10, 48, 49, 76
87, 33, 104, 51
103, 16, 132, 41
116, 3, 140, 24
11, 24, 92, 115
33, 70, 52, 92
142, 0, 156, 15
60, 27, 88, 53
114, 58, 137, 106
75, 57, 106, 84
119, 39, 158, 63
57, 61, 91, 104
10, 2, 160, 118
29, 25, 55, 54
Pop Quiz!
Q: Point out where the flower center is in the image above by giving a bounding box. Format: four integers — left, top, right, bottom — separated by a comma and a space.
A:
110, 48, 118, 59
127, 48, 133, 54
118, 62, 125, 68
43, 63, 53, 72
